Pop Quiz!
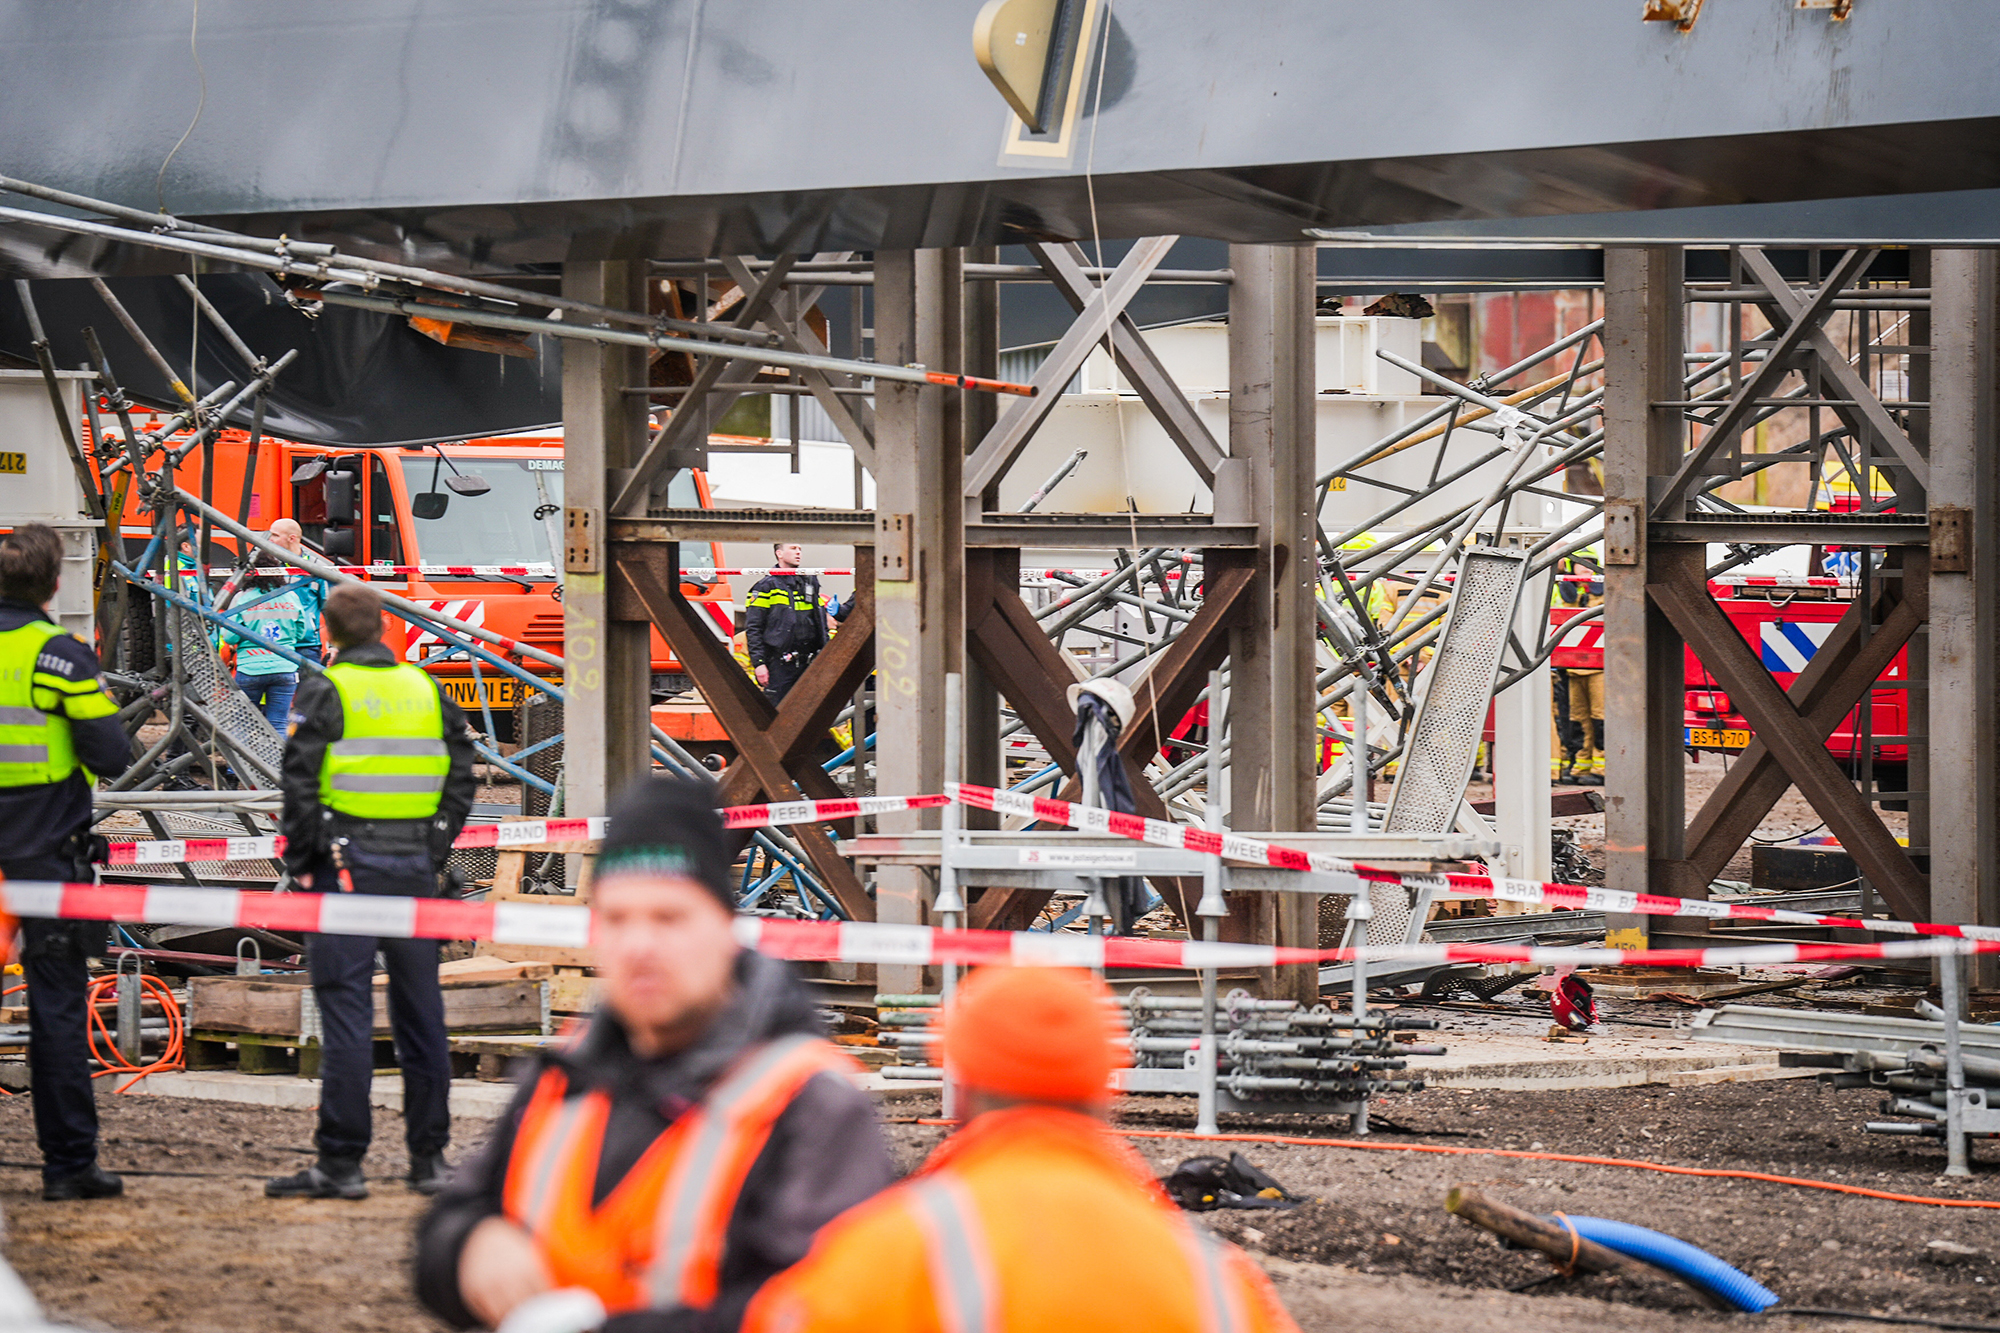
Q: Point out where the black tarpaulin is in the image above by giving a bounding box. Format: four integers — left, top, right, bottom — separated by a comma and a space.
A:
0, 274, 560, 447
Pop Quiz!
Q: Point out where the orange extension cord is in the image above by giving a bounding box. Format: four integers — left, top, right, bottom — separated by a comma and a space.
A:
83, 972, 185, 1094
900, 1118, 2000, 1212
0, 982, 18, 1094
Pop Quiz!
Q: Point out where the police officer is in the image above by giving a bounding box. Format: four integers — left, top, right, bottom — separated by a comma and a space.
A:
0, 524, 133, 1201
744, 542, 828, 704
267, 582, 477, 1199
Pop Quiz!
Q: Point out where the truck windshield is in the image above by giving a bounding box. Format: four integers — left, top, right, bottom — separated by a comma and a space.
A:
400, 457, 710, 570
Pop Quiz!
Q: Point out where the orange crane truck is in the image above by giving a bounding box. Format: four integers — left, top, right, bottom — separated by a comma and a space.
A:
96, 416, 735, 743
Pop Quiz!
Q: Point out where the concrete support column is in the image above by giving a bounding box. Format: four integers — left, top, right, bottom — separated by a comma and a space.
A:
873, 249, 964, 993
561, 259, 652, 823
1928, 249, 2000, 985
1494, 559, 1554, 892
1601, 247, 1686, 944
1226, 244, 1318, 1002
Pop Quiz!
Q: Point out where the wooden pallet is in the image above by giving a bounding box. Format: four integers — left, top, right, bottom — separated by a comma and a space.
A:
475, 850, 597, 968
449, 1033, 561, 1081
185, 1030, 390, 1079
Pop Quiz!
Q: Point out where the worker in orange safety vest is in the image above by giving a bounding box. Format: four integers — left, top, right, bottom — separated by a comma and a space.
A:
414, 774, 896, 1331
744, 966, 1301, 1333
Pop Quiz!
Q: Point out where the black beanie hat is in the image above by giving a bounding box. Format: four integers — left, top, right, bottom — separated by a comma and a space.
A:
595, 774, 735, 911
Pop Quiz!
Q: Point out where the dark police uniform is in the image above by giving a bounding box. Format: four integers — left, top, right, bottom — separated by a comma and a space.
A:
276, 638, 477, 1194
743, 571, 827, 704
0, 599, 132, 1196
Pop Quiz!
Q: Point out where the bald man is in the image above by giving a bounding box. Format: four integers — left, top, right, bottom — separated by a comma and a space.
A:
267, 519, 325, 665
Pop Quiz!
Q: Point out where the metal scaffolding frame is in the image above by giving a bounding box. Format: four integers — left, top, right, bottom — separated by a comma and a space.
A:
1600, 245, 2000, 986
10, 172, 1998, 1002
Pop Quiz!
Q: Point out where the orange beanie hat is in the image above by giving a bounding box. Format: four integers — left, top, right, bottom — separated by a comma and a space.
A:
941, 966, 1119, 1103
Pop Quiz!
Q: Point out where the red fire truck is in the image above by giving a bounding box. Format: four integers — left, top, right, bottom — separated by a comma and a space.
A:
1550, 578, 1907, 785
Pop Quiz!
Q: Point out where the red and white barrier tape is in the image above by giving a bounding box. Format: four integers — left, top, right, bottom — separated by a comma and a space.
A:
1548, 575, 1851, 590
946, 783, 2000, 945
720, 794, 950, 828
87, 782, 1999, 948
213, 564, 557, 580
1, 879, 1995, 973
708, 568, 856, 577
98, 794, 950, 866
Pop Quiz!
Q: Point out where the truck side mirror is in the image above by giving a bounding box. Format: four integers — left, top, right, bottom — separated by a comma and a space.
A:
322, 527, 358, 559
324, 468, 361, 524
444, 472, 490, 496
412, 492, 449, 520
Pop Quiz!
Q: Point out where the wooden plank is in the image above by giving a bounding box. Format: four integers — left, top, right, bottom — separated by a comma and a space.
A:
476, 939, 595, 969
449, 1034, 560, 1058
439, 979, 545, 1032
186, 975, 308, 1035
548, 972, 598, 1014
490, 850, 525, 896
192, 973, 546, 1034
436, 956, 554, 981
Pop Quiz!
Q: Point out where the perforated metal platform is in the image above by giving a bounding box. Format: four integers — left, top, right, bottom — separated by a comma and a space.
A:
1383, 548, 1528, 837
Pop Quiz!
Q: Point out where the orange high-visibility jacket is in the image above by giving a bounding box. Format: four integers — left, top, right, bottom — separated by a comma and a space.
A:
503, 1033, 854, 1315
744, 1105, 1301, 1333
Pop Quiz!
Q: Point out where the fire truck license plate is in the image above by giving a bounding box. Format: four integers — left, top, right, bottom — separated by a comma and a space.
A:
438, 676, 553, 710
1686, 727, 1751, 750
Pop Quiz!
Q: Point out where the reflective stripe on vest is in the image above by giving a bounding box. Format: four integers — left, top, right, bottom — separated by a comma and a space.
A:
319, 661, 448, 819
909, 1176, 998, 1333
509, 1072, 600, 1227
503, 1034, 854, 1315
644, 1034, 843, 1308
910, 1175, 1246, 1333
1177, 1225, 1249, 1333
0, 621, 77, 788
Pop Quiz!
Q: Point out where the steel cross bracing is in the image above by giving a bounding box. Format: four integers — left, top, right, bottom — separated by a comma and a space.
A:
1599, 245, 2000, 985
17, 166, 1992, 983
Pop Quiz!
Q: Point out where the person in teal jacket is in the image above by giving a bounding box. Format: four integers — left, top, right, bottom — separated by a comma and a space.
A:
223, 583, 307, 727
269, 519, 326, 664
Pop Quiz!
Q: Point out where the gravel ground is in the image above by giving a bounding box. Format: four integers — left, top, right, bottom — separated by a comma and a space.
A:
880, 1078, 2000, 1328
4, 1077, 1995, 1333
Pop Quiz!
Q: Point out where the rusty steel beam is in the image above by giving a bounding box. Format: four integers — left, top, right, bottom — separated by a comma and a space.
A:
1648, 550, 1930, 921
966, 548, 1081, 776
1115, 553, 1257, 771
615, 553, 875, 920
959, 551, 1256, 934
1676, 558, 1926, 886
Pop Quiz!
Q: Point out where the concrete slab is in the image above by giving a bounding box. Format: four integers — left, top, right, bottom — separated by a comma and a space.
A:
1413, 1030, 1812, 1091
105, 1066, 938, 1116
120, 1070, 518, 1119
859, 1072, 943, 1100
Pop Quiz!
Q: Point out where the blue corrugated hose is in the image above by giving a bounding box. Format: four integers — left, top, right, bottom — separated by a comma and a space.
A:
1561, 1215, 1779, 1313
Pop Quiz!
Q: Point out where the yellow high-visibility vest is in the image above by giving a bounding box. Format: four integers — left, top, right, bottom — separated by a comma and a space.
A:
0, 620, 116, 788
319, 661, 449, 819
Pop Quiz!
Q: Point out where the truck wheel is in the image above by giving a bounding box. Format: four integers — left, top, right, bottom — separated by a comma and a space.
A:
117, 593, 157, 676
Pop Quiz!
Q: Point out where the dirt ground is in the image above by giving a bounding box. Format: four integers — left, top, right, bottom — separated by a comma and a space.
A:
5, 1076, 1996, 1333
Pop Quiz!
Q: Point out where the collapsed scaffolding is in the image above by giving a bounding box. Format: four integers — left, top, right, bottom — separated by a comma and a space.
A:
2, 190, 1903, 923
2, 176, 1953, 1139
